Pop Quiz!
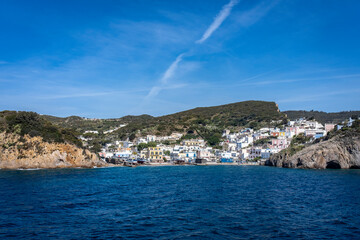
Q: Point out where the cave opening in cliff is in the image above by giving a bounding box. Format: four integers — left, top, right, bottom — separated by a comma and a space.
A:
326, 161, 341, 169
349, 166, 360, 169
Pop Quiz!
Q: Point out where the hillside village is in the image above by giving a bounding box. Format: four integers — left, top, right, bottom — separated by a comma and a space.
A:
94, 117, 358, 166
1, 105, 359, 168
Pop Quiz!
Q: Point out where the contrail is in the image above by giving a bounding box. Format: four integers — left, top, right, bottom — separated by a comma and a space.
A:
146, 52, 186, 98
146, 0, 240, 99
161, 53, 185, 84
196, 0, 240, 44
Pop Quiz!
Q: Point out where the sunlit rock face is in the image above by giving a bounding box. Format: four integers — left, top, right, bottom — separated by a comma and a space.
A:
266, 132, 360, 169
0, 133, 107, 169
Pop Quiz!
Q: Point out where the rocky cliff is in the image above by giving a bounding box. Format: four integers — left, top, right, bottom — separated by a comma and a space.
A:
266, 131, 360, 169
0, 132, 107, 169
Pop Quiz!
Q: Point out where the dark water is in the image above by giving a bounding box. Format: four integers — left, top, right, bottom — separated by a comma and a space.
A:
0, 166, 360, 239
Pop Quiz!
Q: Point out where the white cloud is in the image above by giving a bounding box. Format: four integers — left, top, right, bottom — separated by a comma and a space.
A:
235, 0, 279, 27
147, 86, 162, 99
161, 53, 185, 84
146, 0, 242, 99
146, 0, 240, 99
145, 52, 186, 98
146, 83, 187, 99
196, 0, 240, 44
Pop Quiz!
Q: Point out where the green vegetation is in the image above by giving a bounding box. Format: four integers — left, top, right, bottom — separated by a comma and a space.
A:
351, 119, 360, 130
291, 133, 312, 145
277, 133, 311, 157
136, 142, 157, 151
0, 111, 82, 147
249, 157, 261, 162
43, 100, 285, 148
252, 137, 272, 147
112, 101, 285, 146
284, 110, 360, 124
43, 114, 153, 133
327, 120, 360, 139
181, 133, 198, 140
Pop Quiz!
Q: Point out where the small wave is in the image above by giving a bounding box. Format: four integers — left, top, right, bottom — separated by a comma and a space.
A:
17, 168, 41, 171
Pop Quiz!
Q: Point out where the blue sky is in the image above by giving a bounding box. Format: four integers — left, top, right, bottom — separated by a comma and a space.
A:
1, 0, 360, 118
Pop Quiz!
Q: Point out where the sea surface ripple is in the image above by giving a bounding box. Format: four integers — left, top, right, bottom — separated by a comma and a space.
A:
0, 166, 360, 239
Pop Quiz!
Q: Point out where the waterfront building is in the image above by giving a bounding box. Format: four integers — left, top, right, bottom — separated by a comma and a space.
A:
260, 149, 273, 159
148, 147, 163, 163
140, 149, 148, 159
196, 149, 213, 160
249, 148, 262, 160
115, 149, 132, 158
184, 151, 197, 162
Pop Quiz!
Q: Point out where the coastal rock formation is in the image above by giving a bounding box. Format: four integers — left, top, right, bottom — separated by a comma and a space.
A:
266, 132, 360, 169
0, 132, 107, 169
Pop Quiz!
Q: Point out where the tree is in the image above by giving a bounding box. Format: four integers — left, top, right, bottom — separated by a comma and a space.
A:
206, 133, 221, 146
147, 141, 157, 147
137, 142, 157, 151
249, 121, 258, 129
137, 143, 148, 151
129, 133, 136, 141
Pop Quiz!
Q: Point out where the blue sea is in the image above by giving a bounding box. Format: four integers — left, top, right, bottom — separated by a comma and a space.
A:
0, 166, 360, 239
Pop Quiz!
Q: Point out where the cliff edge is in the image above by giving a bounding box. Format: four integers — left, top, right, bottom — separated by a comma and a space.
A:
0, 111, 107, 169
0, 132, 107, 169
266, 131, 360, 169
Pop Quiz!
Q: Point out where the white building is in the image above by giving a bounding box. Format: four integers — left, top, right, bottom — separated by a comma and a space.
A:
261, 149, 273, 159
249, 148, 262, 160
146, 135, 157, 142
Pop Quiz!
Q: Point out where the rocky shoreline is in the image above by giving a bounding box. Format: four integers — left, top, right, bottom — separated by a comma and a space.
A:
0, 132, 107, 169
265, 131, 360, 169
2, 131, 360, 170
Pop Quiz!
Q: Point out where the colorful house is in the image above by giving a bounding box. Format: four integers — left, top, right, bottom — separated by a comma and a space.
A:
148, 147, 163, 163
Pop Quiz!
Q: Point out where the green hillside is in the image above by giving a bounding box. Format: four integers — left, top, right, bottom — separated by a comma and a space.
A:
41, 100, 285, 149
43, 114, 153, 133
2, 103, 358, 153
0, 111, 83, 147
110, 101, 286, 145
284, 110, 360, 124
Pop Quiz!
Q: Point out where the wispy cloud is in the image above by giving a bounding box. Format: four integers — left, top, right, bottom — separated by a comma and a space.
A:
146, 53, 187, 98
160, 53, 186, 84
196, 0, 240, 44
146, 0, 240, 99
146, 82, 187, 99
235, 0, 279, 27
